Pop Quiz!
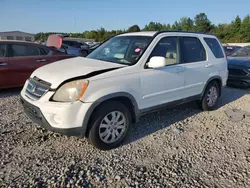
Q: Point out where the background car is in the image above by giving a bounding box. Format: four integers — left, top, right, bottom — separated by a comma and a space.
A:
62, 38, 90, 57
223, 45, 241, 56
227, 45, 250, 88
0, 40, 74, 89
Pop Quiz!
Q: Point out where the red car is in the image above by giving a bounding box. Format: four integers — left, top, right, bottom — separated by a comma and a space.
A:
0, 40, 74, 89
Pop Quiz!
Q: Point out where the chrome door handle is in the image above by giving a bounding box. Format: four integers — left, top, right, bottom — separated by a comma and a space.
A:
205, 63, 213, 68
0, 62, 8, 66
36, 59, 47, 62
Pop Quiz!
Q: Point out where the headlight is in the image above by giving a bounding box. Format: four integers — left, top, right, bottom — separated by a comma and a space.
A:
52, 80, 89, 102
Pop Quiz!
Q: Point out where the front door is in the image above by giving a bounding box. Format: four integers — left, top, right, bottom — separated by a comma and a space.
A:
139, 36, 186, 110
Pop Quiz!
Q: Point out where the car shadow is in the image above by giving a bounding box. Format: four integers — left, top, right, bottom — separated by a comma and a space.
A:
0, 87, 22, 98
219, 86, 249, 107
124, 87, 247, 145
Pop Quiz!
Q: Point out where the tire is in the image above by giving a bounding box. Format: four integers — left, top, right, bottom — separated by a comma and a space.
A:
197, 81, 220, 111
87, 101, 131, 150
80, 50, 88, 57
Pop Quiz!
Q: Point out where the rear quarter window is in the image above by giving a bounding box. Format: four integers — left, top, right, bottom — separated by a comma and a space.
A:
204, 38, 224, 58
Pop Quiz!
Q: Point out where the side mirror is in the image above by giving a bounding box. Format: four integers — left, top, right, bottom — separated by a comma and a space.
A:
147, 56, 166, 68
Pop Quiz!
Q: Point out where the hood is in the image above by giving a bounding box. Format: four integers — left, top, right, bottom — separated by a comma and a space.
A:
31, 57, 126, 88
227, 57, 250, 69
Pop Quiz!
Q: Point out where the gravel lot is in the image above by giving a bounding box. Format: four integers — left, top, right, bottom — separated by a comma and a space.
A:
0, 87, 249, 188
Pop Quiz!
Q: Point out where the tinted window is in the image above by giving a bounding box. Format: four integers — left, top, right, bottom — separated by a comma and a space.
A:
0, 44, 7, 57
10, 44, 40, 57
180, 37, 206, 63
62, 41, 72, 46
63, 40, 81, 48
204, 38, 224, 58
149, 37, 178, 65
40, 47, 50, 55
231, 45, 250, 57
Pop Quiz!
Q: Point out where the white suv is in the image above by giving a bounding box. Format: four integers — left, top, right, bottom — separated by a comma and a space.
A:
20, 31, 228, 150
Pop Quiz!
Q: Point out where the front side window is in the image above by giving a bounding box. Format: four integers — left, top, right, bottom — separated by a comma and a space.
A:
149, 36, 178, 65
10, 44, 40, 57
180, 37, 206, 63
0, 44, 7, 57
87, 36, 152, 65
204, 37, 224, 58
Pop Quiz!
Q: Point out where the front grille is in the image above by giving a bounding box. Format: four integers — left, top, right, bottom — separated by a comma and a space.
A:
25, 77, 51, 100
228, 69, 248, 76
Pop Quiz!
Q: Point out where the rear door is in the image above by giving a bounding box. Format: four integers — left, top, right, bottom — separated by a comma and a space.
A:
179, 36, 208, 97
0, 43, 10, 88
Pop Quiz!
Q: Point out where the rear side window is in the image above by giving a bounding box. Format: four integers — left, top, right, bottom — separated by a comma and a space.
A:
204, 38, 224, 58
0, 44, 7, 57
10, 44, 40, 57
180, 37, 206, 63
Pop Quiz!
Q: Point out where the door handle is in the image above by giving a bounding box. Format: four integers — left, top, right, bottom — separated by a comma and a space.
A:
205, 63, 213, 68
0, 62, 8, 66
36, 59, 47, 62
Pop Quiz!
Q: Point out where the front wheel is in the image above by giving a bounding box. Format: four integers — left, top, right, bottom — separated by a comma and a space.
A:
197, 81, 220, 111
87, 101, 131, 150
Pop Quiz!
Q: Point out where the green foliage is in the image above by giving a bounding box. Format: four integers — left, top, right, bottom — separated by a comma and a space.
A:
35, 13, 250, 43
128, 25, 140, 32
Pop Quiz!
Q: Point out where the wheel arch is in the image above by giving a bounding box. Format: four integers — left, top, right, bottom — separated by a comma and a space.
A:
202, 76, 223, 97
82, 92, 140, 137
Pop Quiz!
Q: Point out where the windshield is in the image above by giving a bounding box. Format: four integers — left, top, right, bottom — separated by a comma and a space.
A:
87, 36, 152, 65
231, 45, 250, 57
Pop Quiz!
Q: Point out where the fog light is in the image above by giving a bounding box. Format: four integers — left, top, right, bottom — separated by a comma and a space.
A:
53, 114, 62, 124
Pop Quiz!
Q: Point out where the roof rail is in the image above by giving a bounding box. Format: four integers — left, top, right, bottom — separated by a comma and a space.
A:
153, 30, 215, 37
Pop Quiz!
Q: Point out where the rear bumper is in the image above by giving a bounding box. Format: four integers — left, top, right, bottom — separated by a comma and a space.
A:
20, 96, 84, 137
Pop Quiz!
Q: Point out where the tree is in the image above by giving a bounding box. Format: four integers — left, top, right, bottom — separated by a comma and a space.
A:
239, 15, 250, 42
179, 17, 194, 31
171, 21, 181, 30
194, 13, 213, 33
127, 25, 140, 32
143, 22, 164, 31
34, 13, 250, 43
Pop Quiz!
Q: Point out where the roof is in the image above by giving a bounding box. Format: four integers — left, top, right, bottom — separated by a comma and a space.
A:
119, 31, 157, 37
119, 31, 215, 37
0, 31, 35, 35
0, 40, 43, 45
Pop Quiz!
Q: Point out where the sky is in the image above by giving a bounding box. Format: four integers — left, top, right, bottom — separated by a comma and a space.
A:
0, 0, 250, 34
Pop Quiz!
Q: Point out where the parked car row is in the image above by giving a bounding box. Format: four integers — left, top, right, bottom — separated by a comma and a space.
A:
0, 40, 74, 89
1, 31, 249, 150
223, 45, 241, 56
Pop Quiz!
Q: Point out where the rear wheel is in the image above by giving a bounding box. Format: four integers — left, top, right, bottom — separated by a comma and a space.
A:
80, 50, 88, 57
87, 101, 131, 150
197, 81, 220, 111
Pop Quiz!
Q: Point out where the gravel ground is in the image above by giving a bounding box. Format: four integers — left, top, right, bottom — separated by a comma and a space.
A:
0, 87, 249, 188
